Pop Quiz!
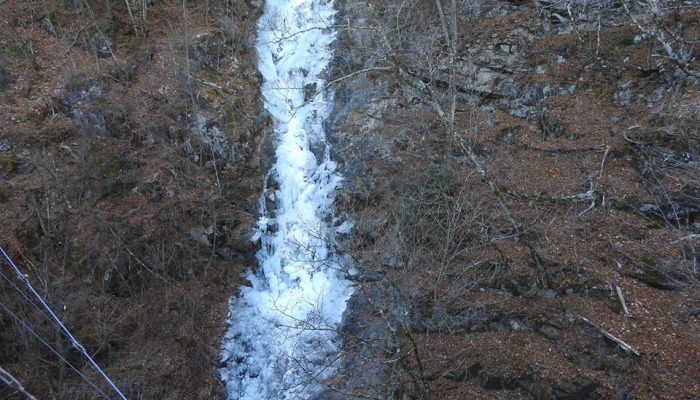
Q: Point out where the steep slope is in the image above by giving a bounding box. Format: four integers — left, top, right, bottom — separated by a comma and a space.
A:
327, 0, 699, 399
0, 1, 265, 398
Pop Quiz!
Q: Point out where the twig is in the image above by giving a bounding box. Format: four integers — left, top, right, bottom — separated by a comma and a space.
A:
671, 234, 700, 243
621, 0, 699, 78
622, 131, 646, 146
98, 217, 166, 282
580, 317, 640, 356
615, 285, 630, 316
566, 0, 584, 42
613, 261, 629, 316
197, 79, 232, 94
522, 144, 605, 153
323, 67, 393, 90
69, 27, 85, 49
196, 79, 246, 118
556, 145, 610, 216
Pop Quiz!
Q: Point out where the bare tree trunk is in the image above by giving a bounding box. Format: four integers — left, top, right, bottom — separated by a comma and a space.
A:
434, 0, 457, 164
142, 0, 148, 36
447, 0, 457, 161
123, 0, 140, 37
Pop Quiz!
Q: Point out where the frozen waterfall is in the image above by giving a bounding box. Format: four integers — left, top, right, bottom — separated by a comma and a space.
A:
219, 0, 354, 398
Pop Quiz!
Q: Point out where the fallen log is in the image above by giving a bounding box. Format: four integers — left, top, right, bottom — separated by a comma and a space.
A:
580, 317, 641, 357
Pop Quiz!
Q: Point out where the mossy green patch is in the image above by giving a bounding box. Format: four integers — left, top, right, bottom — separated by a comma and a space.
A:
617, 35, 636, 47
0, 155, 18, 174
69, 245, 91, 274
0, 183, 10, 203
107, 179, 137, 196
223, 106, 238, 124
645, 221, 663, 229
610, 295, 623, 314
98, 156, 123, 176
15, 220, 43, 249
2, 43, 24, 60
204, 88, 219, 104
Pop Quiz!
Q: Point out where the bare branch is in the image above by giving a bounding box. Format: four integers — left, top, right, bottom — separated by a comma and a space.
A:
0, 367, 39, 400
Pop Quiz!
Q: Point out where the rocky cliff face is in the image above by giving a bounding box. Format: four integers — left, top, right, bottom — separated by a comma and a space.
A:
327, 0, 699, 399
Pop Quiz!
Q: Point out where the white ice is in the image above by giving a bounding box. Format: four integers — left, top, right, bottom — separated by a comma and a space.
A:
219, 0, 354, 399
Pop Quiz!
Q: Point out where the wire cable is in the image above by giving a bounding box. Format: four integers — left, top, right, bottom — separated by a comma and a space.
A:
0, 269, 51, 323
0, 270, 112, 398
0, 269, 112, 398
0, 245, 128, 400
0, 302, 111, 399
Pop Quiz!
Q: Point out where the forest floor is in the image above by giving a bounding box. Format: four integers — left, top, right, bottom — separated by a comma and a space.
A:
330, 1, 699, 399
0, 1, 266, 398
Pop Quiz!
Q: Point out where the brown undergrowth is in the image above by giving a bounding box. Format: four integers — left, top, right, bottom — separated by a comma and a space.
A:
333, 2, 699, 399
0, 1, 265, 398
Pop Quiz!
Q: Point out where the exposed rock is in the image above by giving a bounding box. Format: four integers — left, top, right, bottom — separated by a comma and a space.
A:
0, 66, 14, 91
636, 188, 700, 227
86, 31, 116, 58
0, 154, 13, 177
189, 225, 215, 247
189, 31, 232, 71
628, 264, 678, 291
303, 82, 317, 102
107, 58, 145, 87
345, 270, 383, 282
538, 324, 561, 339
552, 376, 598, 400
323, 1, 698, 399
614, 81, 633, 107
616, 387, 634, 400
214, 246, 236, 260
381, 255, 404, 270
0, 182, 10, 203
692, 222, 700, 234
575, 352, 604, 370
536, 289, 557, 299
357, 216, 386, 244
186, 113, 243, 166
218, 15, 238, 36
539, 0, 628, 35
62, 77, 132, 138
410, 306, 539, 334
326, 72, 397, 180
452, 27, 531, 101
335, 287, 395, 399
40, 17, 55, 35
496, 126, 520, 144
482, 374, 526, 390
508, 84, 554, 118
308, 390, 354, 400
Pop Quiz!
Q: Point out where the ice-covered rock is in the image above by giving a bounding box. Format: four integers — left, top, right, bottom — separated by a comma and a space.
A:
220, 0, 354, 398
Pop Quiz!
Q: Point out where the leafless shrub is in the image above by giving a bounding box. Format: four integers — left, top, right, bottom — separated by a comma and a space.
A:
622, 0, 699, 77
